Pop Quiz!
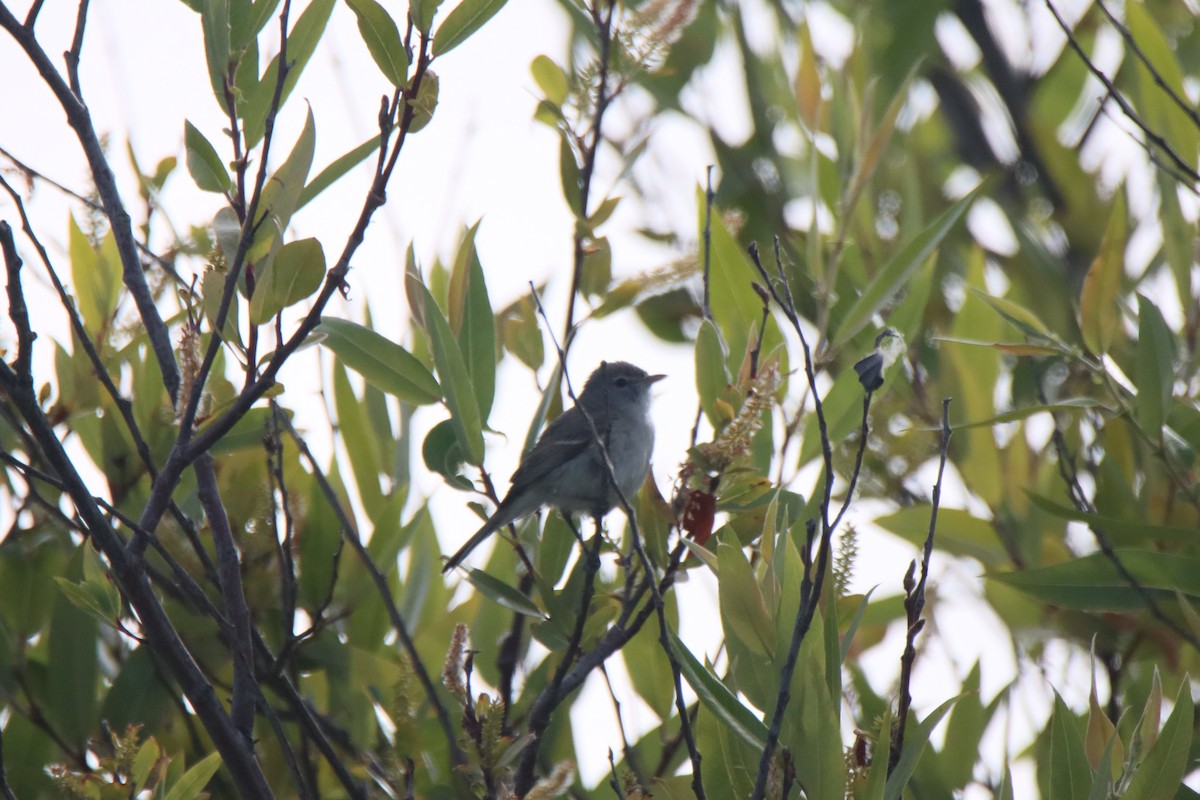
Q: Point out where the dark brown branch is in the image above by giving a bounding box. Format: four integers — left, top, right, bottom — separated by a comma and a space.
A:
64, 0, 89, 97
519, 286, 705, 799
1044, 0, 1200, 188
0, 722, 18, 800
0, 286, 273, 800
278, 413, 465, 767
516, 528, 606, 790
195, 453, 257, 741
890, 398, 951, 771
562, 0, 618, 353
0, 4, 181, 400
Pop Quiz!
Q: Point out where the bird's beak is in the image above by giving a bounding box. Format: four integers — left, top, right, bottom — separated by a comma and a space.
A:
646, 374, 666, 385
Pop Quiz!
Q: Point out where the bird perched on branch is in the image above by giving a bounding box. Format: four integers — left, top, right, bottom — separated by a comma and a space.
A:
442, 361, 665, 573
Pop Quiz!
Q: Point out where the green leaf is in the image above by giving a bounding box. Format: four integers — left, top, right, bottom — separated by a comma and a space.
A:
345, 0, 409, 85
875, 506, 1006, 567
1123, 680, 1194, 800
161, 752, 224, 800
833, 185, 980, 347
417, 283, 485, 464
242, 0, 333, 147
1079, 192, 1126, 355
717, 543, 775, 657
949, 397, 1106, 430
989, 549, 1200, 611
410, 0, 443, 34
941, 663, 987, 791
558, 129, 581, 216
334, 362, 385, 515
250, 107, 316, 262
316, 317, 440, 404
464, 568, 546, 617
46, 549, 98, 746
668, 627, 767, 750
530, 54, 568, 104
432, 0, 508, 56
423, 418, 469, 488
1135, 295, 1176, 437
201, 0, 232, 111
885, 696, 960, 800
68, 216, 121, 339
298, 135, 381, 210
406, 70, 439, 132
201, 267, 242, 346
1025, 492, 1198, 545
131, 738, 160, 794
249, 237, 325, 324
184, 120, 232, 193
447, 223, 496, 421
249, 237, 326, 321
1045, 694, 1091, 800
695, 319, 731, 427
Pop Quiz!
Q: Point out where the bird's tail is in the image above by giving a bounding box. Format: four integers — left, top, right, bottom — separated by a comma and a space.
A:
441, 516, 502, 573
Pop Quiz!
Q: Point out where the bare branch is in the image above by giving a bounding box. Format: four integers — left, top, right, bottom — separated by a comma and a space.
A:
890, 398, 951, 771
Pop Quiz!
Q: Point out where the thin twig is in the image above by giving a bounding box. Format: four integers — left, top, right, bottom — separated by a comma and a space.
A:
1044, 0, 1199, 188
562, 0, 618, 355
0, 723, 18, 800
521, 286, 706, 799
890, 398, 951, 769
0, 4, 182, 399
194, 453, 257, 740
278, 414, 466, 767
0, 230, 274, 800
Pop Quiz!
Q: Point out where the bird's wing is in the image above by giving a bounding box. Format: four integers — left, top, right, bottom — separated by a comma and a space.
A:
507, 404, 608, 489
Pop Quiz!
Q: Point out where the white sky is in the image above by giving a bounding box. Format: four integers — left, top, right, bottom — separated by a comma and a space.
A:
2, 0, 1174, 794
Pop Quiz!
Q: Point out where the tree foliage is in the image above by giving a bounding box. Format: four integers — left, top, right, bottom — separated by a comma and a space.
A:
1, 0, 1199, 798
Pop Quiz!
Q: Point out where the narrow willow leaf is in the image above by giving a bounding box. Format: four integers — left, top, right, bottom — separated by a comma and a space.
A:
1079, 193, 1126, 355
1123, 680, 1194, 800
184, 120, 231, 193
1134, 295, 1176, 437
298, 135, 381, 210
833, 185, 980, 347
161, 752, 224, 800
418, 283, 485, 464
241, 0, 333, 147
884, 696, 960, 800
717, 543, 775, 657
432, 0, 508, 56
345, 0, 409, 85
316, 317, 440, 404
249, 237, 325, 324
989, 550, 1200, 611
668, 627, 767, 750
464, 568, 545, 617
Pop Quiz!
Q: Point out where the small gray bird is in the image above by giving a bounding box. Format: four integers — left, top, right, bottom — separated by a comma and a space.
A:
442, 361, 664, 572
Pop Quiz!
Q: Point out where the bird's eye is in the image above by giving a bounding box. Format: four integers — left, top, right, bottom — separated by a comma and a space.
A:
614, 377, 629, 388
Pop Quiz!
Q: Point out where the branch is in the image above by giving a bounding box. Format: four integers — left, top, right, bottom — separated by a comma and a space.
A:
0, 297, 273, 800
278, 413, 466, 767
64, 0, 89, 97
194, 452, 258, 741
516, 527, 606, 789
1, 221, 34, 379
889, 397, 951, 771
562, 0, 618, 353
0, 723, 18, 800
517, 287, 704, 799
0, 4, 181, 399
747, 239, 873, 800
1044, 0, 1200, 189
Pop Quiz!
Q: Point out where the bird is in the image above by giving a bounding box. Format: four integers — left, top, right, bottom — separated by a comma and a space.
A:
442, 361, 664, 573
